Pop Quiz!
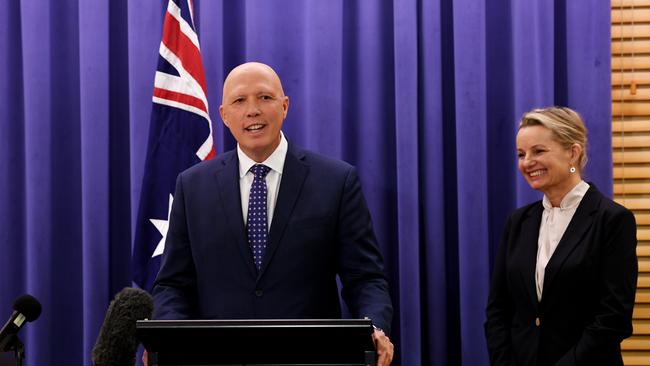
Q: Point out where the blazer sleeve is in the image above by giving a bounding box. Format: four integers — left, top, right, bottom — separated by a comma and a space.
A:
336, 167, 394, 334
151, 173, 198, 320
485, 215, 517, 366
555, 207, 638, 366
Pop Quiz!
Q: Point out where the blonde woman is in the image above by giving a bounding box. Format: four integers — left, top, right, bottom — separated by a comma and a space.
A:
485, 107, 637, 365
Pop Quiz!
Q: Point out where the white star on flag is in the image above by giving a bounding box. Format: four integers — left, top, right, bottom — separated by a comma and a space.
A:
150, 194, 173, 258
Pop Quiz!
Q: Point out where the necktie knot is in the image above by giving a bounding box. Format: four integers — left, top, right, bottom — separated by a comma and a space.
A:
251, 164, 271, 179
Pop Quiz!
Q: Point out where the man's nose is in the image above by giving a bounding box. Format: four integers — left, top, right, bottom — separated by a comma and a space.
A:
246, 101, 261, 117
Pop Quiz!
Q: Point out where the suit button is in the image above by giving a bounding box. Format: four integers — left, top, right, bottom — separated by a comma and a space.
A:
255, 290, 263, 297
535, 317, 540, 327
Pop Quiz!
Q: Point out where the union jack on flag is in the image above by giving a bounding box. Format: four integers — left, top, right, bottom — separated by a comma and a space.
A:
132, 0, 215, 291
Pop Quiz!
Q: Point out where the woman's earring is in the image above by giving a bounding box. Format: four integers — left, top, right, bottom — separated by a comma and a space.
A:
569, 166, 576, 173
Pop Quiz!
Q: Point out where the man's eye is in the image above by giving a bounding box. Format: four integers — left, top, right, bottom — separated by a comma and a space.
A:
517, 153, 525, 159
260, 95, 272, 100
233, 98, 243, 104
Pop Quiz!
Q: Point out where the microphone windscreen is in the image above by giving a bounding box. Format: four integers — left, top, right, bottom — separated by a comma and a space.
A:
12, 294, 42, 322
92, 287, 154, 366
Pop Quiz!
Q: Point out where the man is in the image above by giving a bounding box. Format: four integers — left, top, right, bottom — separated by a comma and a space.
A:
152, 62, 394, 365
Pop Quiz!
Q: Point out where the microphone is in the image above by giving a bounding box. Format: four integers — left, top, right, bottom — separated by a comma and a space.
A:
92, 287, 154, 366
0, 294, 42, 352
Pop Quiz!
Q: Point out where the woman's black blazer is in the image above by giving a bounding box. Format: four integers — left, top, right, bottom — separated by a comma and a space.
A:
485, 185, 637, 365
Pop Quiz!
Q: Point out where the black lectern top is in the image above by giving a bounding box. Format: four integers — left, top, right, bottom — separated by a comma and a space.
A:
136, 319, 376, 366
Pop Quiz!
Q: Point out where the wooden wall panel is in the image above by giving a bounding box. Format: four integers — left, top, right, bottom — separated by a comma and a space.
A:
613, 1, 650, 363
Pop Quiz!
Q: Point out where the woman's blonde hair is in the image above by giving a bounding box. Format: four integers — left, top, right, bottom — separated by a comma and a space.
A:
519, 106, 588, 171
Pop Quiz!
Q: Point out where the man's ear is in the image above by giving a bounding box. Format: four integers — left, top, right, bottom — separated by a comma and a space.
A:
220, 105, 229, 127
282, 96, 289, 118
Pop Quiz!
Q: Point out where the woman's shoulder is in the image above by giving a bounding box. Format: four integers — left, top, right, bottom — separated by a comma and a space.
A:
509, 200, 543, 221
579, 185, 636, 230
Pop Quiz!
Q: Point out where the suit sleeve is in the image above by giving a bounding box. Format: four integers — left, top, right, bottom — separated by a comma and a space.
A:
151, 173, 198, 320
337, 167, 394, 334
555, 207, 637, 366
485, 215, 517, 366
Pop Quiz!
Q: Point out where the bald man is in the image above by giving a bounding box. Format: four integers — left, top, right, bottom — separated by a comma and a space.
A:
152, 62, 394, 365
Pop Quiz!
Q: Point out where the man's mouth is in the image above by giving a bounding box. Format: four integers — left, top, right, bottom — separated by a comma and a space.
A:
245, 123, 265, 132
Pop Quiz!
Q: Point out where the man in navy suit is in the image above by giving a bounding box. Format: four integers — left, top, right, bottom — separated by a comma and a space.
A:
152, 62, 394, 365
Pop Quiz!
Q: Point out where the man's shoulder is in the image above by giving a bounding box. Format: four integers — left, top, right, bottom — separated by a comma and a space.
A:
290, 144, 353, 173
180, 149, 237, 178
178, 144, 357, 179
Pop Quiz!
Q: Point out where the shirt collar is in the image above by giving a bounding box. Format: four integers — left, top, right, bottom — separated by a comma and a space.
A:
542, 180, 589, 210
237, 131, 288, 178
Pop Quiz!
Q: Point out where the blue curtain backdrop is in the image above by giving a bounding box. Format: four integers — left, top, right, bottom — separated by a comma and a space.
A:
0, 0, 611, 365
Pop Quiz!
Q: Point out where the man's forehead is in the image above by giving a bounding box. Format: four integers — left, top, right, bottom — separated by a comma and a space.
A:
224, 79, 279, 95
223, 68, 284, 98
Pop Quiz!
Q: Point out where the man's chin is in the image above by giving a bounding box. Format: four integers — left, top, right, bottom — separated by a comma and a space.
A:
240, 144, 273, 162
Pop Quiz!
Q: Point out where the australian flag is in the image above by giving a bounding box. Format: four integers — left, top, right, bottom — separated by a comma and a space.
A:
132, 0, 215, 291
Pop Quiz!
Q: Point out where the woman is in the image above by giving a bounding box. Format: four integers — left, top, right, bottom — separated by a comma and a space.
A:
485, 107, 638, 365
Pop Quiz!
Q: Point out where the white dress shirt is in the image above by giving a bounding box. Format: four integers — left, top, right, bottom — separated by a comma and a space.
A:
535, 180, 589, 301
237, 132, 288, 230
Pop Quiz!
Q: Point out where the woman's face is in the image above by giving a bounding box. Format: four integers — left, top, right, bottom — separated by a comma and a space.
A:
516, 125, 579, 196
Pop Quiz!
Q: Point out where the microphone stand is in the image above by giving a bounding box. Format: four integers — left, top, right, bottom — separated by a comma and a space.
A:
1, 335, 24, 366
13, 337, 24, 366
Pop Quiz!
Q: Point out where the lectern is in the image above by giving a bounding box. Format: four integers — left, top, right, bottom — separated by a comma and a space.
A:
136, 319, 377, 366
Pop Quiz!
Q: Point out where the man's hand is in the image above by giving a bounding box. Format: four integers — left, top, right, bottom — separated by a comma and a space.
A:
142, 349, 148, 366
372, 328, 394, 366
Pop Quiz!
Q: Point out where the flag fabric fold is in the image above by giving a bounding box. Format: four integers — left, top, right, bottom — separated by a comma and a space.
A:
132, 0, 214, 291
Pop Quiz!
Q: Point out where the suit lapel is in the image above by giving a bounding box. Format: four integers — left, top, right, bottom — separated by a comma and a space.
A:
258, 145, 308, 279
542, 186, 600, 298
214, 152, 257, 279
519, 203, 543, 308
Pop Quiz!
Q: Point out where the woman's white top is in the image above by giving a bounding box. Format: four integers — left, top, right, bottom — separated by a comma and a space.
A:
536, 180, 589, 301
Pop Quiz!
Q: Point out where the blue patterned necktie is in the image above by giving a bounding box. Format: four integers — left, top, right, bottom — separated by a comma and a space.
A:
247, 164, 271, 271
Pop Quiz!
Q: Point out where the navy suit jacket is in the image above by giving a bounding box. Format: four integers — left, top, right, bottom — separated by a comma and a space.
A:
152, 143, 393, 332
485, 185, 637, 365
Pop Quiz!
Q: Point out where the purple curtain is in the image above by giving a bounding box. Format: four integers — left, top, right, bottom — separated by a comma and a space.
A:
0, 0, 611, 365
